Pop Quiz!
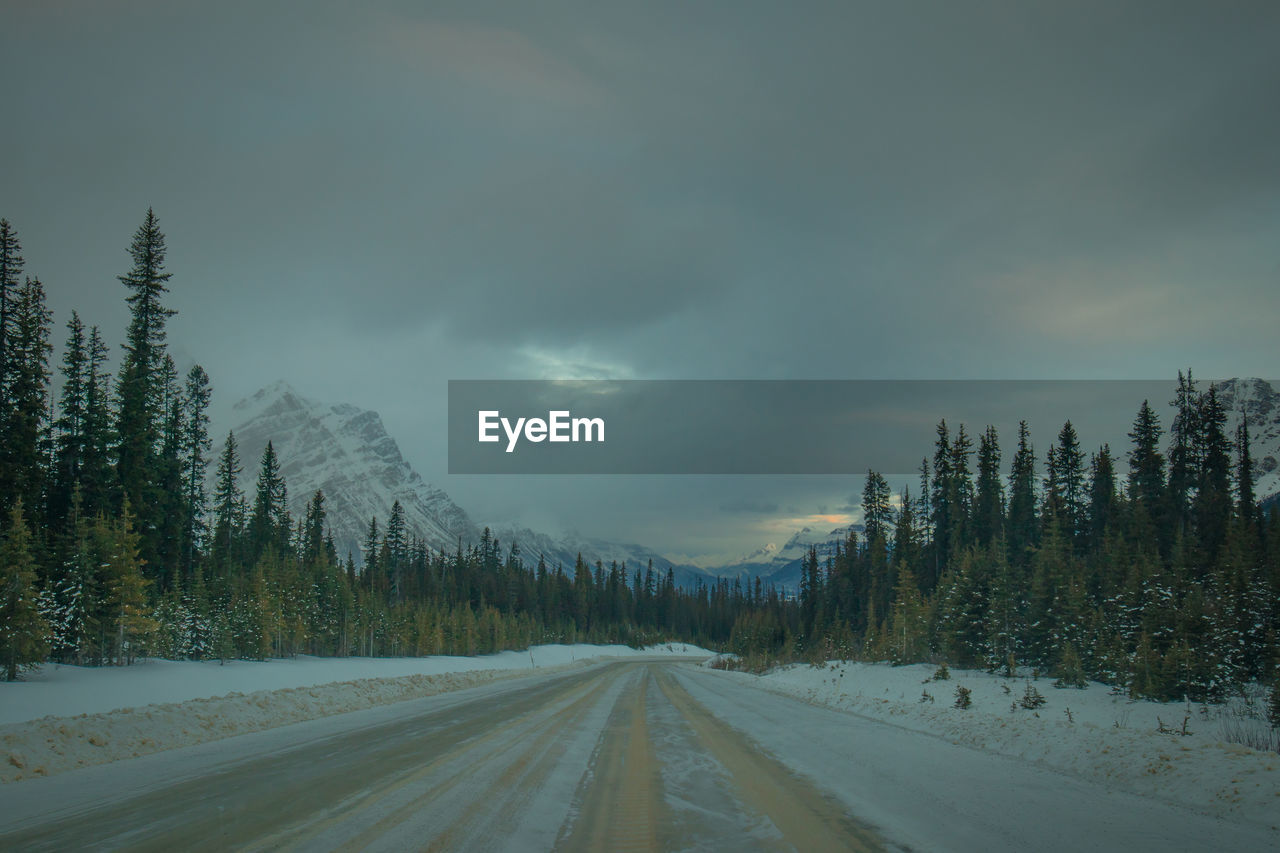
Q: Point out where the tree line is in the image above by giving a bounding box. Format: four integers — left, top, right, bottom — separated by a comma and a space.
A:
3, 210, 1276, 703
727, 378, 1279, 702
0, 212, 767, 679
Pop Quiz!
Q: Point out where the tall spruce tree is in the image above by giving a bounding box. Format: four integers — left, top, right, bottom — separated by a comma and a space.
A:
0, 218, 23, 407
50, 312, 90, 531
1167, 370, 1200, 542
1193, 385, 1232, 564
180, 366, 212, 576
973, 426, 1004, 548
211, 431, 245, 575
115, 209, 176, 568
79, 326, 113, 519
1007, 420, 1038, 565
1, 501, 50, 680
1127, 400, 1166, 527
0, 278, 52, 523
249, 441, 288, 561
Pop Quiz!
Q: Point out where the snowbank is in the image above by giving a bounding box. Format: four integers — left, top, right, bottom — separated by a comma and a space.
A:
709, 659, 1280, 829
0, 643, 711, 783
0, 643, 710, 725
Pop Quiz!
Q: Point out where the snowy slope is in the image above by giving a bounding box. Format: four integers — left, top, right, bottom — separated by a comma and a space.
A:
217, 383, 714, 585
488, 524, 711, 588
710, 525, 861, 591
1215, 377, 1280, 502
219, 381, 478, 561
703, 659, 1280, 832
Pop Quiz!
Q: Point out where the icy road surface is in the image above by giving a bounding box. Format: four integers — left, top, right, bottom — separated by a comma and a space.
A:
1, 660, 1273, 852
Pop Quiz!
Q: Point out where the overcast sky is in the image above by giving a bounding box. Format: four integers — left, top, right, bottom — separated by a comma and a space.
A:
4, 1, 1279, 563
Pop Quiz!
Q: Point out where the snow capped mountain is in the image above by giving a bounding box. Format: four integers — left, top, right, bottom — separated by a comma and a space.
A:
219, 381, 478, 562
1214, 377, 1280, 502
217, 382, 713, 585
486, 525, 710, 587
711, 525, 862, 591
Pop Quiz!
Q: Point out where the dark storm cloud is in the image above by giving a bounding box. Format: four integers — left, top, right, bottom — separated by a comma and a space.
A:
719, 500, 780, 515
3, 1, 1279, 557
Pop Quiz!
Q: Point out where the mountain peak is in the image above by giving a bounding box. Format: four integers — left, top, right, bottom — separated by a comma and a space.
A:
218, 385, 476, 561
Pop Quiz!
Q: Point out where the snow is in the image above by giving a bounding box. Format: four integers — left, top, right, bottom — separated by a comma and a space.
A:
703, 658, 1280, 831
0, 644, 711, 782
0, 643, 711, 725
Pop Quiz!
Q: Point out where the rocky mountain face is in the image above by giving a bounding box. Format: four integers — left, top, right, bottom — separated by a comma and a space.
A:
1215, 377, 1280, 502
217, 382, 710, 584
219, 381, 479, 563
710, 525, 861, 592
217, 377, 1279, 593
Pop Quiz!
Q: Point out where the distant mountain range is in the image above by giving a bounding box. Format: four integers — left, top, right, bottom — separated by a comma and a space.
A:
217, 378, 1280, 593
216, 382, 712, 588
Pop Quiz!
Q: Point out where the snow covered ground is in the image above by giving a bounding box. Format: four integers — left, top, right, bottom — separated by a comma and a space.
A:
0, 643, 711, 782
705, 658, 1280, 831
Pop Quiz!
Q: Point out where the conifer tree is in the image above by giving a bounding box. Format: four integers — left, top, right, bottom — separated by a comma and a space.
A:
1047, 421, 1085, 545
1007, 420, 1038, 565
1088, 445, 1115, 551
1127, 400, 1165, 514
79, 327, 113, 519
1167, 370, 1200, 541
211, 431, 245, 575
0, 278, 52, 523
0, 218, 24, 405
180, 365, 212, 575
50, 313, 90, 531
114, 209, 176, 566
99, 502, 154, 665
1, 501, 50, 680
49, 488, 96, 664
861, 470, 892, 545
1193, 385, 1232, 564
1235, 419, 1256, 528
973, 426, 1004, 548
249, 441, 288, 561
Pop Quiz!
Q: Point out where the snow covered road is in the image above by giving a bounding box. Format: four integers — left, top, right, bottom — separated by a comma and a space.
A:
1, 660, 1274, 851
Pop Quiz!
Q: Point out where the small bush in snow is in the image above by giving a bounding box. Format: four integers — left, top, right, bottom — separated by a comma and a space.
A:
1020, 682, 1046, 710
920, 689, 934, 704
930, 662, 950, 682
953, 685, 972, 709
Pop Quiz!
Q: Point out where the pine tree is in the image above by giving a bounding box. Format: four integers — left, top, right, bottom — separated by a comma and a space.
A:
180, 365, 212, 576
0, 501, 50, 680
1167, 370, 1199, 542
49, 488, 96, 664
1088, 444, 1116, 551
211, 431, 245, 574
862, 470, 892, 544
0, 218, 24, 406
114, 208, 176, 565
385, 499, 407, 605
78, 326, 113, 519
973, 426, 1004, 548
0, 278, 52, 522
1235, 419, 1256, 528
249, 441, 288, 561
49, 312, 89, 531
1193, 385, 1232, 564
1007, 420, 1038, 566
100, 502, 154, 665
1048, 421, 1085, 545
1127, 400, 1166, 517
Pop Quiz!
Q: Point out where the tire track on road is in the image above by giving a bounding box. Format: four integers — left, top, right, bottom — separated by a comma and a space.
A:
654, 667, 885, 852
557, 665, 669, 853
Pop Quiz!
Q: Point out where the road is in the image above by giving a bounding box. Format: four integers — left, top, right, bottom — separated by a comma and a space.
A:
1, 659, 1273, 851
